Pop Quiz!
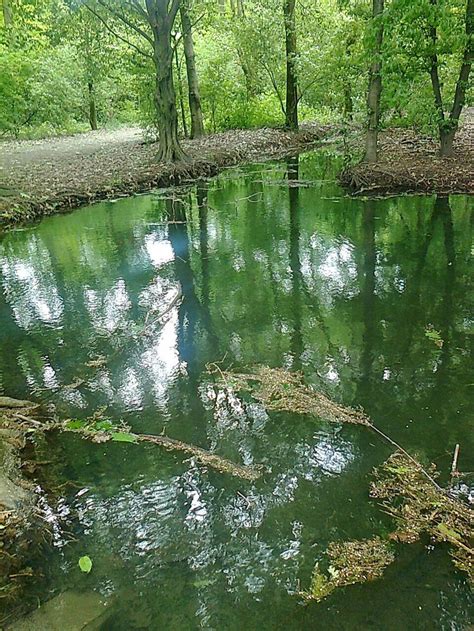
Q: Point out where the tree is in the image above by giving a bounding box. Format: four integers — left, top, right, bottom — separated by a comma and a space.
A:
180, 0, 204, 137
145, 0, 185, 160
89, 0, 185, 160
2, 0, 12, 25
429, 0, 473, 156
283, 0, 298, 129
364, 0, 384, 162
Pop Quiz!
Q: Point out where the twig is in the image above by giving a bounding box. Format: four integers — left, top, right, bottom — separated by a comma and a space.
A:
368, 423, 443, 492
450, 443, 460, 487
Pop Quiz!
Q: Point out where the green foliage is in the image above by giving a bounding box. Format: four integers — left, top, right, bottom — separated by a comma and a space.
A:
0, 0, 471, 138
424, 325, 443, 348
110, 432, 138, 443
78, 555, 93, 573
382, 0, 473, 132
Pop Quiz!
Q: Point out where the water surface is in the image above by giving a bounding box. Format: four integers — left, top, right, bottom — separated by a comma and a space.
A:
0, 153, 473, 629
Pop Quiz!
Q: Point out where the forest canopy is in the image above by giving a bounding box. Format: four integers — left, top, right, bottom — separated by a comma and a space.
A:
1, 0, 473, 159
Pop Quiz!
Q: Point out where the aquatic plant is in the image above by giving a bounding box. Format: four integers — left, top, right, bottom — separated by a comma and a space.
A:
301, 537, 395, 602
371, 452, 473, 584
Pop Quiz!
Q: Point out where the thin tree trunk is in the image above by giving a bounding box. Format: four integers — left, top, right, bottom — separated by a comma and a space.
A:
283, 0, 298, 130
180, 3, 205, 138
2, 0, 13, 26
343, 82, 353, 121
343, 35, 354, 121
88, 81, 98, 130
429, 0, 473, 157
174, 45, 189, 138
364, 0, 384, 163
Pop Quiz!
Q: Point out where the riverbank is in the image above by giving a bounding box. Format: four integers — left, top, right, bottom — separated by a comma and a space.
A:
1, 121, 472, 228
340, 118, 474, 196
0, 124, 335, 227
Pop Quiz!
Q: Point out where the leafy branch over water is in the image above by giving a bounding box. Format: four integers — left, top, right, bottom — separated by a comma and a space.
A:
208, 365, 442, 490
207, 364, 370, 425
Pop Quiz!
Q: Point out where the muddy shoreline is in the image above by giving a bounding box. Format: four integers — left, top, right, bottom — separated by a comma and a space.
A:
1, 122, 472, 231
340, 123, 474, 196
0, 125, 335, 228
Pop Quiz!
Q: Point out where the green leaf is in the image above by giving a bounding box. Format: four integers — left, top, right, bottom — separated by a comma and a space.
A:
425, 327, 443, 348
111, 432, 138, 444
78, 555, 93, 573
66, 419, 86, 430
437, 523, 461, 541
94, 420, 114, 431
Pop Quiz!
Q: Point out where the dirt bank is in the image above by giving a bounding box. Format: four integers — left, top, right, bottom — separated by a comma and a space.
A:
0, 398, 47, 622
340, 117, 474, 196
0, 124, 335, 227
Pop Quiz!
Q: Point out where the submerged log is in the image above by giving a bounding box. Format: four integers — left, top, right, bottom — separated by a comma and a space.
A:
136, 433, 260, 481
68, 427, 261, 482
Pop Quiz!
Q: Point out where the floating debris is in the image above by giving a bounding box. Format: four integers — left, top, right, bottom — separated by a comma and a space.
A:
58, 418, 261, 482
209, 365, 443, 491
208, 365, 370, 426
301, 537, 395, 602
371, 452, 473, 583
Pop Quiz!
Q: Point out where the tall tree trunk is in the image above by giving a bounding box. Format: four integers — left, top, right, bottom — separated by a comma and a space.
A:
343, 82, 353, 121
429, 0, 473, 157
343, 35, 354, 121
283, 0, 298, 130
3, 0, 14, 46
180, 3, 205, 138
2, 0, 13, 26
364, 0, 384, 163
88, 81, 98, 131
175, 45, 189, 138
146, 0, 186, 162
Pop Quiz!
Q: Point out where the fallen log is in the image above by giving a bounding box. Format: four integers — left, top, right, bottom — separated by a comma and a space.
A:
135, 433, 260, 481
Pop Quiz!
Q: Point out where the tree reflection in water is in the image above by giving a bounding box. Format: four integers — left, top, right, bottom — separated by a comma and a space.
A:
0, 155, 472, 629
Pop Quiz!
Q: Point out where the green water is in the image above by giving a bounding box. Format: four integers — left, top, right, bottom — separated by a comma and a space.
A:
0, 153, 472, 629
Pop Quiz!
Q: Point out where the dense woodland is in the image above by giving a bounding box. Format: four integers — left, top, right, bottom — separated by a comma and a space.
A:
0, 0, 473, 160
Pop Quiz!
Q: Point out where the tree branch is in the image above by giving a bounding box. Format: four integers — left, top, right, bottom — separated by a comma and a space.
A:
96, 0, 154, 45
84, 3, 153, 57
169, 0, 181, 23
449, 0, 473, 123
128, 0, 150, 22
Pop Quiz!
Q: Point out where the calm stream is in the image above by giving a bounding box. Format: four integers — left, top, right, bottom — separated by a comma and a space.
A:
0, 153, 472, 629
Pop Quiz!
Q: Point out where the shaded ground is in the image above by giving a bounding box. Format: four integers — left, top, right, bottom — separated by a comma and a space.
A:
0, 124, 333, 227
341, 114, 474, 196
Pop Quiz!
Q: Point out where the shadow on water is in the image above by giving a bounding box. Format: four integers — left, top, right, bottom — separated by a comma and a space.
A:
0, 152, 472, 629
